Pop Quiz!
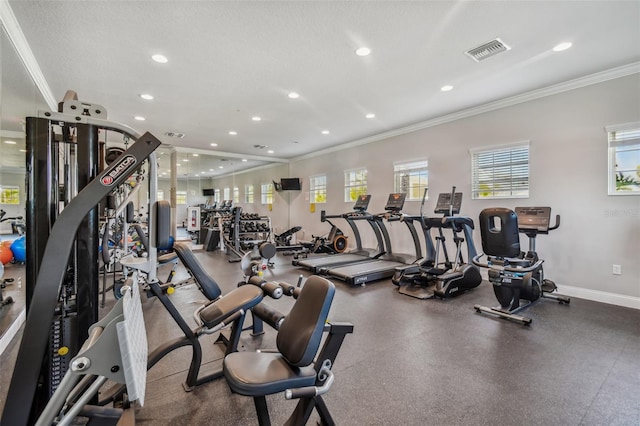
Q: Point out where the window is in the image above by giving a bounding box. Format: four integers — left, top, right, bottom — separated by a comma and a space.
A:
607, 122, 640, 195
261, 183, 273, 204
309, 175, 327, 203
157, 190, 164, 201
0, 186, 20, 205
223, 187, 230, 200
244, 184, 254, 203
233, 186, 239, 203
214, 189, 220, 203
394, 160, 428, 201
176, 190, 187, 205
344, 168, 367, 202
471, 142, 529, 199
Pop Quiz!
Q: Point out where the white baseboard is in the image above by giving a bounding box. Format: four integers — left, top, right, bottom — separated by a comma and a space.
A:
556, 285, 640, 310
0, 307, 25, 355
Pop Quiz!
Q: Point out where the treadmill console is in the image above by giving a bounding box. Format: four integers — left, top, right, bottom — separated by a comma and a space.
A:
515, 207, 551, 234
434, 192, 462, 215
384, 193, 406, 213
353, 194, 372, 212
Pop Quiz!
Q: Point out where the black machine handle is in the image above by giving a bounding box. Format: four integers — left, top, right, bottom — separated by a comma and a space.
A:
549, 214, 560, 231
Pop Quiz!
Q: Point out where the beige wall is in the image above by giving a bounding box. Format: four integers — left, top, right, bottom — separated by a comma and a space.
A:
282, 74, 639, 302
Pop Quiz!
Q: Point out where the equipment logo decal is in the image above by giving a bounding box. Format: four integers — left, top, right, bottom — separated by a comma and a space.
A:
100, 155, 137, 186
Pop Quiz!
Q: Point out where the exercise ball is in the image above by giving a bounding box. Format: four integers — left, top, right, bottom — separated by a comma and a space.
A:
10, 236, 26, 263
0, 244, 12, 265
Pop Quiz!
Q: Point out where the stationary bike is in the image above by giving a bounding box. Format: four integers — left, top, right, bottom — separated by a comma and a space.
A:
472, 207, 570, 325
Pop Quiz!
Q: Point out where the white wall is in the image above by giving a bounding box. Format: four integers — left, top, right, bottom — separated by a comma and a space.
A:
283, 74, 639, 303
211, 163, 291, 234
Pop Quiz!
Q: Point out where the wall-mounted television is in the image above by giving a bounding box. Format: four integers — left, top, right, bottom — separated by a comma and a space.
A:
202, 188, 215, 196
280, 178, 301, 191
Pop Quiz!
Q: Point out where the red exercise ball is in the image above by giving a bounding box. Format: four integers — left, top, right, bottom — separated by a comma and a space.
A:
0, 244, 13, 265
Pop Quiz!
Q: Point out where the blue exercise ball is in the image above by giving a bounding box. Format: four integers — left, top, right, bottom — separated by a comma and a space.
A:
10, 236, 26, 263
158, 235, 174, 251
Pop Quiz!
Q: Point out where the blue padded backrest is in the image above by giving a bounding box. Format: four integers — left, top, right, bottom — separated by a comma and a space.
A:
173, 242, 222, 301
478, 207, 521, 258
277, 275, 335, 367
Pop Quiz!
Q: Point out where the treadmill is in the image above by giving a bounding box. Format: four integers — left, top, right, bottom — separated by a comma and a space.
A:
324, 193, 422, 286
292, 195, 385, 273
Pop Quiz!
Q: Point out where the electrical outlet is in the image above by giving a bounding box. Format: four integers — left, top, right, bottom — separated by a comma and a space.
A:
612, 264, 622, 275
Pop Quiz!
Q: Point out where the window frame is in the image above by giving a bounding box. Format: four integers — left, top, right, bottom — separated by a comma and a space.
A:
393, 159, 428, 201
309, 174, 327, 204
0, 186, 20, 205
233, 186, 240, 203
470, 141, 530, 200
344, 168, 368, 202
175, 190, 187, 205
244, 184, 254, 203
606, 122, 640, 196
261, 183, 273, 205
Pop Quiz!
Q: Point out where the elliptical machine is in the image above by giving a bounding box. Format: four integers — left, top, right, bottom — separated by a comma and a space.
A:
472, 207, 570, 325
393, 187, 482, 299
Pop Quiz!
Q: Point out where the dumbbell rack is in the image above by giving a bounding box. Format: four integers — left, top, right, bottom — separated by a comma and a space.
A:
220, 207, 272, 262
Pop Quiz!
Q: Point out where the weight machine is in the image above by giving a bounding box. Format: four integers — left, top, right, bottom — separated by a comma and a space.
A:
2, 92, 162, 425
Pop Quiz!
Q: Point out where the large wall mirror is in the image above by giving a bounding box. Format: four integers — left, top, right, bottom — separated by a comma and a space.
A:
0, 25, 49, 234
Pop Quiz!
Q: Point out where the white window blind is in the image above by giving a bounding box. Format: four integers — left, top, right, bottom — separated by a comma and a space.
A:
471, 142, 529, 199
607, 122, 640, 195
394, 160, 428, 201
310, 175, 327, 203
244, 184, 254, 203
261, 183, 273, 204
344, 168, 367, 202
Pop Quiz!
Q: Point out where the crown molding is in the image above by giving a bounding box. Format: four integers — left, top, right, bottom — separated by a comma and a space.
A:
293, 62, 640, 163
0, 0, 57, 110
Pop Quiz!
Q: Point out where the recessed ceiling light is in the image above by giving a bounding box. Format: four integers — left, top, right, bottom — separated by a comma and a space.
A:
365, 113, 375, 119
553, 42, 572, 52
267, 150, 274, 154
134, 116, 145, 121
4, 140, 16, 144
192, 154, 199, 157
195, 174, 199, 177
441, 85, 454, 92
252, 116, 261, 121
210, 168, 214, 171
321, 130, 330, 135
19, 149, 27, 152
242, 159, 248, 162
176, 163, 181, 166
182, 159, 189, 162
288, 92, 300, 99
210, 143, 218, 147
139, 94, 154, 100
228, 131, 237, 135
152, 54, 168, 63
219, 166, 224, 169
356, 47, 371, 56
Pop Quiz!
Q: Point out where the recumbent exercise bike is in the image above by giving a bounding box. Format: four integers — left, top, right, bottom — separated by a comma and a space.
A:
472, 207, 570, 325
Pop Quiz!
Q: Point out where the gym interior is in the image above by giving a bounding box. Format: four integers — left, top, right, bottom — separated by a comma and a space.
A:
0, 2, 639, 425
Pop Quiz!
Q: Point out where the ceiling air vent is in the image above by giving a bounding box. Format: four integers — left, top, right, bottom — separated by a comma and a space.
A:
465, 38, 510, 62
164, 132, 185, 138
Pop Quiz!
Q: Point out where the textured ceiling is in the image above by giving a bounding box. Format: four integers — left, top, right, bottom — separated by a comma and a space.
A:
5, 0, 640, 169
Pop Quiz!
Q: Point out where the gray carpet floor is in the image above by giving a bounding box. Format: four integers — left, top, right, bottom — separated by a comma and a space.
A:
1, 248, 639, 425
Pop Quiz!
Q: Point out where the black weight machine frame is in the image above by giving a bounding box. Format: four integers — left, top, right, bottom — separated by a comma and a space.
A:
1, 96, 162, 425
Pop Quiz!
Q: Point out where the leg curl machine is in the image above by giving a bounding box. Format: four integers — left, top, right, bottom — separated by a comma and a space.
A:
472, 207, 570, 325
224, 275, 354, 426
